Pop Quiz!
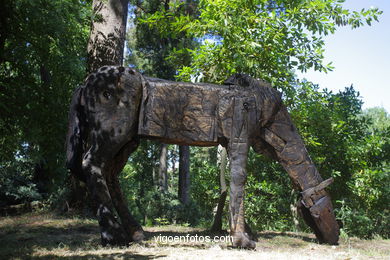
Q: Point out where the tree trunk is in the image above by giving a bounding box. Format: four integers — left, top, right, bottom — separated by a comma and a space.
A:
211, 145, 228, 232
290, 189, 300, 232
178, 145, 190, 204
158, 143, 168, 192
87, 0, 129, 73
170, 145, 178, 187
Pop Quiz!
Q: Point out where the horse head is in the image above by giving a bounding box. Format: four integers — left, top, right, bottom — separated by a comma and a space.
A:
66, 66, 144, 180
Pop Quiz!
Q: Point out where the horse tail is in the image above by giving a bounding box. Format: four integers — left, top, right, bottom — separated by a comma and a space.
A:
65, 86, 87, 182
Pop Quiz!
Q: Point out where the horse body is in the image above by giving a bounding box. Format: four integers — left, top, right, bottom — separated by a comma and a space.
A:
138, 76, 280, 148
66, 66, 339, 248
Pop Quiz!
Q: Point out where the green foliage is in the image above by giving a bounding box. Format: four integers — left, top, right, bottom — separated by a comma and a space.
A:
337, 108, 390, 238
246, 153, 293, 231
119, 140, 158, 223
127, 0, 198, 78
119, 141, 201, 226
0, 159, 42, 206
287, 83, 390, 238
0, 0, 91, 204
190, 147, 220, 223
142, 0, 381, 87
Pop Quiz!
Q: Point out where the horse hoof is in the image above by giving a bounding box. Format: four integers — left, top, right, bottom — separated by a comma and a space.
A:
131, 229, 145, 242
101, 230, 128, 247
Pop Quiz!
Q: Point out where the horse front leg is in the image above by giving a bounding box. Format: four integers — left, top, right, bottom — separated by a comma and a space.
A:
105, 139, 144, 243
82, 149, 128, 246
228, 139, 256, 249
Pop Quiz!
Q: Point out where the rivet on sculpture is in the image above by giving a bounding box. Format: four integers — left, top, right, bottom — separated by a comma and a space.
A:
66, 66, 340, 248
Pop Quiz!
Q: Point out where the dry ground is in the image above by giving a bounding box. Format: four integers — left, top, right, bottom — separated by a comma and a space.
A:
0, 212, 389, 259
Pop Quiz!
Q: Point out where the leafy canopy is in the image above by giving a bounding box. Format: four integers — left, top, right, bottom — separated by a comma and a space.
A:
0, 0, 91, 202
143, 0, 381, 87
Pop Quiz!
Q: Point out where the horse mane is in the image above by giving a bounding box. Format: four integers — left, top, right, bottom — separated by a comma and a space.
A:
224, 73, 282, 106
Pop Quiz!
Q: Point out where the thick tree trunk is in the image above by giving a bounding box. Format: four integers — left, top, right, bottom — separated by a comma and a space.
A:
211, 145, 228, 232
178, 145, 190, 204
158, 143, 168, 192
87, 0, 129, 73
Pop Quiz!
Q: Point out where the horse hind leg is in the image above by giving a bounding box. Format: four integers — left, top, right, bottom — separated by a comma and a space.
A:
105, 139, 145, 243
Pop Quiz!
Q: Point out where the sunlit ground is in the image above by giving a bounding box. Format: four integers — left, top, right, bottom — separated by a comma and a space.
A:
1, 212, 389, 259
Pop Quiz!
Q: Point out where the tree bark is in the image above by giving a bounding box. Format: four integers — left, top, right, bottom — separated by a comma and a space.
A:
87, 0, 129, 73
211, 145, 228, 232
158, 143, 168, 192
170, 145, 178, 187
178, 145, 190, 204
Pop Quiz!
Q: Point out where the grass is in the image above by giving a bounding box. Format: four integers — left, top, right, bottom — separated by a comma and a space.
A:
0, 212, 389, 259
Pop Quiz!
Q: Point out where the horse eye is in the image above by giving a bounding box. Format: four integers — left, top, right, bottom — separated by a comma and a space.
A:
103, 91, 112, 100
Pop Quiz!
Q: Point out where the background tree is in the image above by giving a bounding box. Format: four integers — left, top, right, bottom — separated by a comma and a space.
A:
0, 0, 91, 207
158, 143, 168, 192
178, 146, 190, 204
144, 0, 380, 86
87, 0, 129, 73
120, 0, 199, 224
210, 146, 228, 231
128, 0, 199, 204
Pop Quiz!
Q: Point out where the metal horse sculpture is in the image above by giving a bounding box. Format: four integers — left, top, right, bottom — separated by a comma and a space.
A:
66, 66, 339, 248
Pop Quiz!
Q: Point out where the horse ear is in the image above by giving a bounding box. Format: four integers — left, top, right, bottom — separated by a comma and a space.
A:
224, 74, 240, 85
66, 86, 86, 182
139, 72, 148, 89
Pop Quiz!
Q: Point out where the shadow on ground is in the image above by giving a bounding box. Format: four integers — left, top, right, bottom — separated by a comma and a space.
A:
0, 213, 165, 259
0, 213, 329, 259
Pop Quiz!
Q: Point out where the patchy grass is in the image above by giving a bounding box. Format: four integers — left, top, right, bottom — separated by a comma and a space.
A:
0, 212, 389, 259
